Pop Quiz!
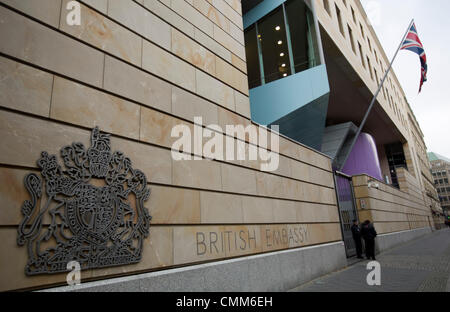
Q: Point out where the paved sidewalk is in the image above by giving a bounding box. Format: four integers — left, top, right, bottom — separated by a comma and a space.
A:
290, 228, 450, 292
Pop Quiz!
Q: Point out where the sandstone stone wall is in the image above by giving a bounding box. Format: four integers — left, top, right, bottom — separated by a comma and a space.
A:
0, 0, 341, 291
353, 175, 432, 234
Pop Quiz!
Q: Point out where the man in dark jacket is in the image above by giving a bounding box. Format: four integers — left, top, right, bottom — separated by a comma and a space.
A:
351, 220, 363, 259
361, 220, 377, 260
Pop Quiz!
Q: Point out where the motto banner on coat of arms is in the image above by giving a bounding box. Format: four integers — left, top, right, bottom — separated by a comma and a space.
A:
17, 127, 152, 275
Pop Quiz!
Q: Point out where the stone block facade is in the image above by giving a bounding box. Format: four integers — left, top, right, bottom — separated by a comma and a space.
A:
0, 0, 340, 291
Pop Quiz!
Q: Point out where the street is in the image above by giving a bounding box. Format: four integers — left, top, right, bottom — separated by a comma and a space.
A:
291, 229, 450, 292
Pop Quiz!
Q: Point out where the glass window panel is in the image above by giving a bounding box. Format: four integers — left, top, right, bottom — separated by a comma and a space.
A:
286, 0, 320, 73
243, 0, 322, 88
244, 25, 262, 89
257, 6, 292, 84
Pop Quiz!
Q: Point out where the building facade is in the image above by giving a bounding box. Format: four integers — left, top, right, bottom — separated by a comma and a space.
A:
429, 152, 450, 215
244, 0, 442, 229
0, 0, 441, 291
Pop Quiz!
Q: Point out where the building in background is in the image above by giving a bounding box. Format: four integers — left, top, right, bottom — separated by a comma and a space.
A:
428, 152, 450, 215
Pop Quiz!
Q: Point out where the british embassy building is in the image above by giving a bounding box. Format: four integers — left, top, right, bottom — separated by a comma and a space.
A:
0, 0, 444, 291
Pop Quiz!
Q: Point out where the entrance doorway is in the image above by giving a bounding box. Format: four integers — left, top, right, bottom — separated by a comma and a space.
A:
334, 171, 359, 258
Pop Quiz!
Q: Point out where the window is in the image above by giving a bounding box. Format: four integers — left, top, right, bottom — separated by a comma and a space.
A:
385, 143, 407, 189
286, 0, 320, 72
351, 6, 356, 23
360, 23, 365, 37
244, 0, 320, 88
342, 0, 347, 7
348, 24, 355, 53
324, 0, 331, 16
257, 6, 292, 84
335, 4, 345, 37
367, 37, 372, 52
358, 42, 365, 68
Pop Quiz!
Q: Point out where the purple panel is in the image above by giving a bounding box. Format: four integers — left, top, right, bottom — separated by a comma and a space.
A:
342, 132, 383, 181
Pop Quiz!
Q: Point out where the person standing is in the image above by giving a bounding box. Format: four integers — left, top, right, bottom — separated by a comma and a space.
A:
351, 220, 363, 259
361, 220, 377, 260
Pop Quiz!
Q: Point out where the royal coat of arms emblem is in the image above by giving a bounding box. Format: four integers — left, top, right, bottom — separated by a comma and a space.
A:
17, 127, 152, 275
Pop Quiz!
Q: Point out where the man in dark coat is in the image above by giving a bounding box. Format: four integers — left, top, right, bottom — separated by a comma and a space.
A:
351, 220, 363, 259
361, 220, 377, 260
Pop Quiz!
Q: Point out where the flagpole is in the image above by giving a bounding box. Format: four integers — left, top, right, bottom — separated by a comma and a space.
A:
338, 18, 415, 171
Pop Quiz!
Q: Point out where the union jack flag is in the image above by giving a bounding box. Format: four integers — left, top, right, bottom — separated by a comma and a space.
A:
400, 22, 427, 93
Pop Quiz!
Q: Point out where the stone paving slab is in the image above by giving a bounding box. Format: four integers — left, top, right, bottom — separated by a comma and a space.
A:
290, 229, 450, 292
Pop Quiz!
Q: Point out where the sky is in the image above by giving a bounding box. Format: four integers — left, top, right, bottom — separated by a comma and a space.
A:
360, 0, 450, 158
